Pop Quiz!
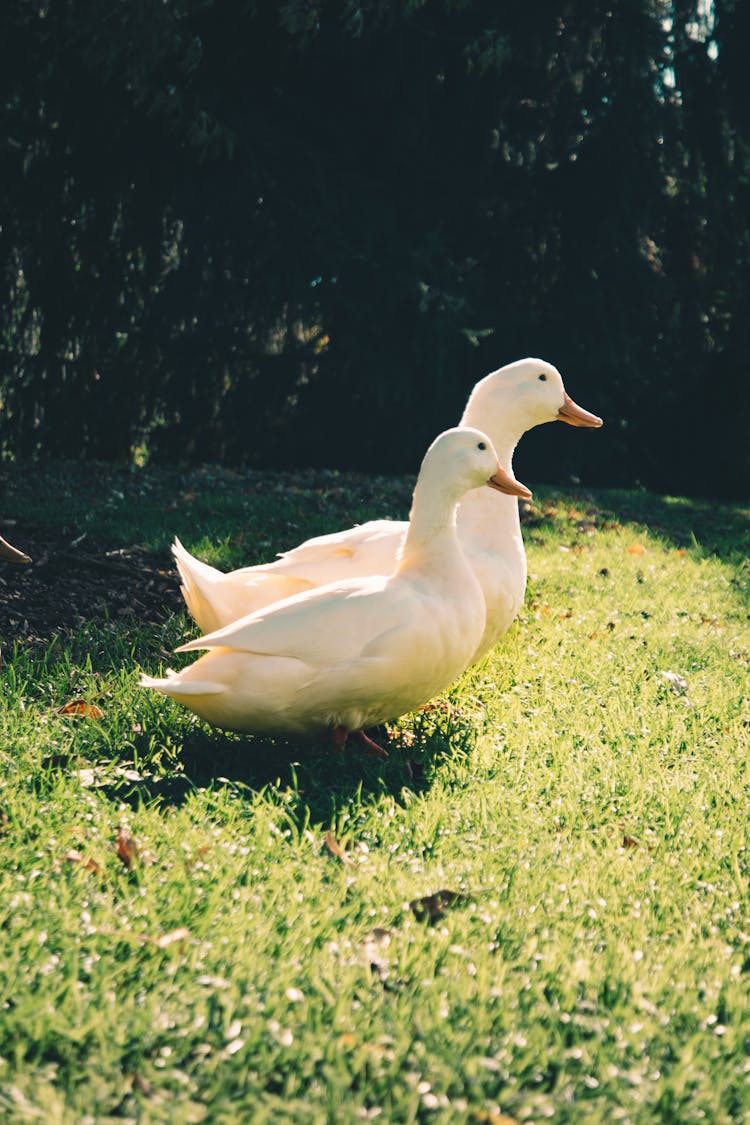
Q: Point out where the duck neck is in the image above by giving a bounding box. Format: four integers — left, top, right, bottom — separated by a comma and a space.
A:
396, 479, 464, 576
457, 408, 522, 543
459, 403, 519, 472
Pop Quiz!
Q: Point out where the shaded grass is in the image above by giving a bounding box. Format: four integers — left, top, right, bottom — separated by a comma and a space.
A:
2, 459, 748, 563
0, 462, 748, 1123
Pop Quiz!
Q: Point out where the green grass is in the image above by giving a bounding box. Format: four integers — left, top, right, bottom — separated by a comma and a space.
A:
0, 462, 749, 1123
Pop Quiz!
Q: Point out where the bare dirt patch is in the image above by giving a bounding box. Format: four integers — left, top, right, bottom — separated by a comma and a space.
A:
0, 524, 182, 645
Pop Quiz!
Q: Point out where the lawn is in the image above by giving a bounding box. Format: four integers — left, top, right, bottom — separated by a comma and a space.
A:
0, 461, 748, 1124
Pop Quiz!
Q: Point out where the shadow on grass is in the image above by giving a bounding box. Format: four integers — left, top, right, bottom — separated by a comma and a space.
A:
107, 712, 474, 828
523, 486, 750, 565
586, 488, 749, 561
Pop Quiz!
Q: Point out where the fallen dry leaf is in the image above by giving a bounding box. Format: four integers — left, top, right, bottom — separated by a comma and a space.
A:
627, 543, 646, 556
131, 1073, 154, 1097
57, 698, 105, 720
324, 831, 353, 866
116, 828, 140, 870
64, 848, 103, 876
409, 889, 471, 924
184, 844, 212, 869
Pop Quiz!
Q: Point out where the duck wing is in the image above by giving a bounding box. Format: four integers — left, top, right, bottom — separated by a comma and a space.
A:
177, 576, 418, 667
271, 520, 403, 570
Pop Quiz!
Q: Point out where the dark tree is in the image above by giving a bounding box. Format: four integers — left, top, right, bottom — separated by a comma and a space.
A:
0, 1, 746, 496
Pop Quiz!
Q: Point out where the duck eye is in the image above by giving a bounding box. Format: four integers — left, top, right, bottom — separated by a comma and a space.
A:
477, 441, 487, 451
538, 372, 547, 381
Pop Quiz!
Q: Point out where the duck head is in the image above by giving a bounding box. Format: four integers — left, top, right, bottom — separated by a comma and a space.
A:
419, 426, 532, 504
461, 358, 603, 450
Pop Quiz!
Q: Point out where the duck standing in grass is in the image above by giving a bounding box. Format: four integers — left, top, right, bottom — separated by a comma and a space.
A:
141, 428, 531, 755
173, 357, 602, 660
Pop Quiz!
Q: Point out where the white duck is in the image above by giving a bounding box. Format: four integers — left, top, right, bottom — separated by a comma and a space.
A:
173, 357, 602, 661
141, 428, 531, 754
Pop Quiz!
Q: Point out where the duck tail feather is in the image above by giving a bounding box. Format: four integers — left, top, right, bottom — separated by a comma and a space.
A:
139, 672, 227, 697
172, 538, 229, 632
172, 538, 224, 585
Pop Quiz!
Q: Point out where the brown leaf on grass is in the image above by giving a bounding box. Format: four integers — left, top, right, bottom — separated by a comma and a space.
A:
617, 824, 656, 853
116, 828, 140, 870
57, 698, 104, 720
627, 542, 646, 555
531, 600, 551, 618
65, 848, 103, 876
183, 844, 212, 870
131, 1073, 154, 1097
409, 889, 471, 924
324, 831, 353, 866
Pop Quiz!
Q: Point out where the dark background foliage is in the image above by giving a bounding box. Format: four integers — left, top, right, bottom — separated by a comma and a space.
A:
1, 0, 747, 496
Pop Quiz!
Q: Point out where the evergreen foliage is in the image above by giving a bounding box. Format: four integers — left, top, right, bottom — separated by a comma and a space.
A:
0, 1, 746, 495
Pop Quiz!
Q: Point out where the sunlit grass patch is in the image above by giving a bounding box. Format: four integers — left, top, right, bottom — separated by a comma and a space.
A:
0, 464, 748, 1122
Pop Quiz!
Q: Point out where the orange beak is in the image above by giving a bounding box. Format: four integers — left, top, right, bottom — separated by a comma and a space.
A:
487, 464, 532, 500
557, 392, 603, 428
